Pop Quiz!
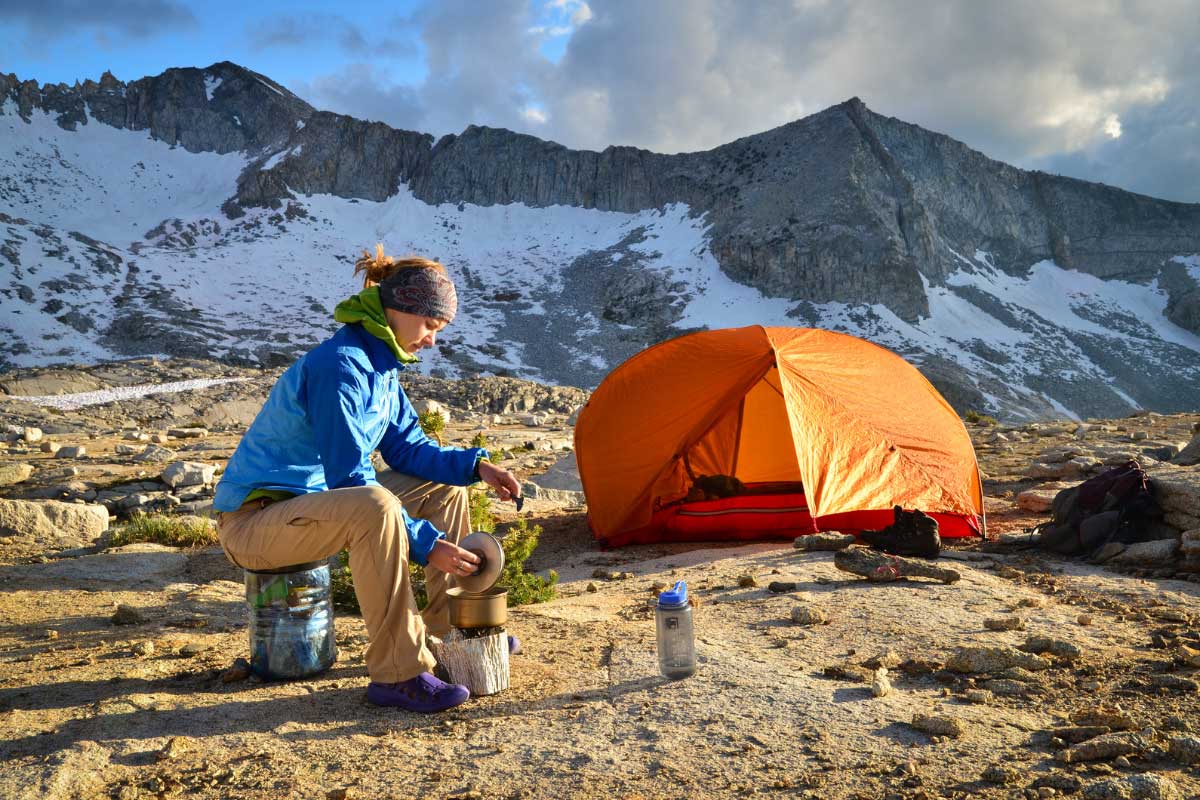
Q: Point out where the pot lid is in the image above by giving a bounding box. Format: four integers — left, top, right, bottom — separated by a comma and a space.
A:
454, 531, 505, 593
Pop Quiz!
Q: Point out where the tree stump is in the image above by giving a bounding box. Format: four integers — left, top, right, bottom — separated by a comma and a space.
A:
430, 627, 509, 695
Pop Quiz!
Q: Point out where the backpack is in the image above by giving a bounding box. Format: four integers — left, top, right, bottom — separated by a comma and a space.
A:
1035, 460, 1157, 556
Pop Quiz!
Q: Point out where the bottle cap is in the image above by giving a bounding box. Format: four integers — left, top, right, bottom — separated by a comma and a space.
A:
657, 580, 688, 608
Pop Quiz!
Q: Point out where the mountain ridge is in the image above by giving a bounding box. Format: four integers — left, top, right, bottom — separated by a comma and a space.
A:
2, 62, 1199, 421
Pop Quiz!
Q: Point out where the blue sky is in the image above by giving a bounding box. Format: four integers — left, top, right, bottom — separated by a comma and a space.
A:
2, 0, 1199, 204
0, 0, 577, 87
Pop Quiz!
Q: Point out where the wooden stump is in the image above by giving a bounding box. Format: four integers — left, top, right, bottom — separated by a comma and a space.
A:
430, 627, 509, 695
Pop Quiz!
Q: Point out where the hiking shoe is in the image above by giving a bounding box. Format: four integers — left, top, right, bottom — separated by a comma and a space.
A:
859, 505, 941, 558
367, 672, 470, 712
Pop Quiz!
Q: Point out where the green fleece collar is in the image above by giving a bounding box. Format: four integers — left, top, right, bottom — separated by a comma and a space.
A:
333, 286, 419, 364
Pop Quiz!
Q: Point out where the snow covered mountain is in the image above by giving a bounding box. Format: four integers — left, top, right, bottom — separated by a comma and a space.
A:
2, 62, 1199, 422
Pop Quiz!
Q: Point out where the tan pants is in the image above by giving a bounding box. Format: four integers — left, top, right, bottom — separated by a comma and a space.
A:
217, 471, 471, 684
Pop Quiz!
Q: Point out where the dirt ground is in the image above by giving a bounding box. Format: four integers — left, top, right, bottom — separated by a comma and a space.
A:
1, 397, 1199, 800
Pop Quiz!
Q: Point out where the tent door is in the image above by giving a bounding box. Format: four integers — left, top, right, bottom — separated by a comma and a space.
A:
685, 366, 802, 486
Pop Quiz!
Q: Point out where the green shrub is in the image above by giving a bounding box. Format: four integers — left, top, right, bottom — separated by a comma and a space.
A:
497, 517, 558, 607
333, 550, 428, 615
330, 492, 553, 616
418, 410, 446, 445
964, 409, 998, 426
470, 488, 495, 533
470, 431, 488, 449
330, 549, 360, 613
108, 512, 217, 548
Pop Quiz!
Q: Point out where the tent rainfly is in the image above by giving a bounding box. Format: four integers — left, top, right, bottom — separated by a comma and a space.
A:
575, 326, 984, 547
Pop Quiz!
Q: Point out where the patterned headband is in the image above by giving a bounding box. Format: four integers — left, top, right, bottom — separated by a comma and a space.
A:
378, 267, 458, 323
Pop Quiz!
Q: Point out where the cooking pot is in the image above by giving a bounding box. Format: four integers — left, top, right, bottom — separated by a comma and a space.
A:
446, 586, 508, 629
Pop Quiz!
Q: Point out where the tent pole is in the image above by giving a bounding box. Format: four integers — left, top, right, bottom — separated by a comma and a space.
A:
977, 463, 988, 539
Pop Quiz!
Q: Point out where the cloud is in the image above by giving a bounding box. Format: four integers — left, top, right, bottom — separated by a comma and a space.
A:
296, 0, 549, 138
0, 0, 196, 40
246, 13, 418, 54
519, 105, 549, 124
291, 0, 1200, 202
290, 63, 426, 130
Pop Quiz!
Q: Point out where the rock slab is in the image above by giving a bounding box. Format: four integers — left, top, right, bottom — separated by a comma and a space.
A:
0, 498, 110, 551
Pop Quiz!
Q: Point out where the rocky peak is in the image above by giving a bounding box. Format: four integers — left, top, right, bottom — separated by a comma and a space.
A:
0, 62, 312, 155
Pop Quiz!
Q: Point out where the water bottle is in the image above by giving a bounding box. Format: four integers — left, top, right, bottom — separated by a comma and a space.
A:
244, 561, 337, 679
655, 580, 696, 680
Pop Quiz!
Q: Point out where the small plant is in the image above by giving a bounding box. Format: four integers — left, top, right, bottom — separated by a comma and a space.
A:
470, 431, 488, 449
497, 517, 557, 607
470, 487, 496, 533
964, 409, 998, 426
330, 549, 360, 613
330, 490, 549, 616
332, 551, 430, 614
108, 512, 217, 548
418, 410, 446, 445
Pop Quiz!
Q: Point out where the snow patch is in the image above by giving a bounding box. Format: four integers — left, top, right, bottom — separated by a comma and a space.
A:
7, 378, 248, 411
0, 106, 246, 243
203, 75, 222, 102
257, 78, 284, 97
262, 147, 300, 171
1173, 254, 1200, 284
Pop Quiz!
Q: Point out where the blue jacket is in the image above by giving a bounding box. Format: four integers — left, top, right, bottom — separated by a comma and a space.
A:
213, 323, 487, 565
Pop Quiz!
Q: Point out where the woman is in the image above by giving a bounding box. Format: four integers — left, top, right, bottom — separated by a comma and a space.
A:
214, 245, 521, 713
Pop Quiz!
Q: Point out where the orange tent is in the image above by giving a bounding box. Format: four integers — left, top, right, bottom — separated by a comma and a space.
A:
575, 326, 984, 547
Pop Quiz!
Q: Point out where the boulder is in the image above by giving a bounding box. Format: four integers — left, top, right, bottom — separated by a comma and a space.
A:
1017, 486, 1059, 513
1110, 538, 1180, 565
23, 481, 97, 502
135, 444, 175, 462
1027, 461, 1072, 480
1081, 774, 1180, 800
0, 463, 34, 486
12, 543, 189, 589
0, 499, 110, 552
794, 532, 856, 551
22, 427, 42, 443
161, 461, 216, 488
521, 481, 586, 505
527, 452, 582, 492
1149, 466, 1200, 519
522, 451, 586, 504
1142, 443, 1182, 461
167, 427, 209, 439
1165, 510, 1200, 531
1174, 432, 1200, 466
56, 445, 87, 459
946, 645, 1050, 673
1037, 445, 1087, 463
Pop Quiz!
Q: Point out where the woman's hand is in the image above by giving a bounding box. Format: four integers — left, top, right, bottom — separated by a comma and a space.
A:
477, 460, 522, 503
427, 539, 482, 577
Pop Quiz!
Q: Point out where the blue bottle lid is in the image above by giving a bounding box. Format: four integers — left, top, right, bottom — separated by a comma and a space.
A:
657, 580, 688, 608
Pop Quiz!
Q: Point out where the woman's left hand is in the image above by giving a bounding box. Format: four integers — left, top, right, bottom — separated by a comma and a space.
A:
477, 460, 521, 503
